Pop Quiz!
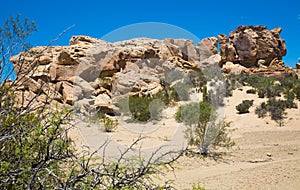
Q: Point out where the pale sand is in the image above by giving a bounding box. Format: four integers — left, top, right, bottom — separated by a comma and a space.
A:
70, 86, 300, 189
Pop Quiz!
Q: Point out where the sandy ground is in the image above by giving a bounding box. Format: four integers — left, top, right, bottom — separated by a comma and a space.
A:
70, 87, 300, 189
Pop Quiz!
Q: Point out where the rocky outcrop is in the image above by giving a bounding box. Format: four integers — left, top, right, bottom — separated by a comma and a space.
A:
10, 35, 215, 115
10, 26, 295, 116
218, 25, 287, 68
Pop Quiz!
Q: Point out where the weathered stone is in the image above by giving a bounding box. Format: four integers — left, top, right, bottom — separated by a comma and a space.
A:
38, 55, 51, 65
10, 28, 293, 117
56, 51, 79, 65
62, 82, 82, 105
17, 76, 42, 94
199, 54, 221, 68
164, 38, 198, 61
94, 93, 114, 114
69, 35, 106, 45
257, 59, 267, 68
73, 76, 94, 97
200, 37, 218, 54
50, 64, 77, 82
222, 62, 247, 75
74, 98, 95, 115
28, 64, 51, 79
219, 25, 287, 67
296, 63, 300, 69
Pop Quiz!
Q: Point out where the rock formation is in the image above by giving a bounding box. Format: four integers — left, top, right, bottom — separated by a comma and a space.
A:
10, 35, 216, 115
10, 25, 297, 115
218, 25, 286, 68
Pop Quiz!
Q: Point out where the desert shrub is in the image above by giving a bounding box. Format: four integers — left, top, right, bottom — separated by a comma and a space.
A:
257, 87, 281, 98
255, 98, 297, 125
185, 117, 235, 155
239, 74, 275, 89
246, 88, 256, 94
129, 95, 153, 121
167, 86, 180, 102
284, 89, 296, 100
236, 100, 254, 114
114, 95, 131, 115
279, 76, 298, 89
148, 99, 165, 119
177, 102, 234, 155
265, 87, 281, 98
100, 117, 118, 132
128, 91, 169, 121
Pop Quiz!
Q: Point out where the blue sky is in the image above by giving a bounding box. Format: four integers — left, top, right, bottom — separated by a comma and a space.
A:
1, 0, 300, 66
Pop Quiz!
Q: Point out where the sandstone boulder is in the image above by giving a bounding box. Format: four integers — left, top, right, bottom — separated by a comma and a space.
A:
219, 25, 287, 67
222, 62, 247, 75
200, 37, 218, 54
62, 82, 82, 104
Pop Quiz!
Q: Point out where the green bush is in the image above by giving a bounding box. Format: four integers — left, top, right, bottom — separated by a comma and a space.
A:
100, 117, 118, 132
177, 102, 235, 155
98, 77, 112, 90
257, 87, 281, 98
236, 100, 254, 114
239, 74, 275, 89
128, 91, 169, 122
255, 98, 297, 125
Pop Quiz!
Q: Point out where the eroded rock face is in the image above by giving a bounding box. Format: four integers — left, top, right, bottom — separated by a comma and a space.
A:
10, 35, 216, 115
218, 25, 287, 67
9, 26, 293, 115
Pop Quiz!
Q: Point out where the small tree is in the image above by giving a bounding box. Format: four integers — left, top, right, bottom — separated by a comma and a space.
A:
177, 102, 235, 155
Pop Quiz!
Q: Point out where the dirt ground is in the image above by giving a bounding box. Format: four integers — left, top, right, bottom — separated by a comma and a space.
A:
72, 87, 300, 189
164, 87, 300, 189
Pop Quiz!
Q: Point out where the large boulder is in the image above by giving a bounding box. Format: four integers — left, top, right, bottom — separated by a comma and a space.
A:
218, 25, 287, 67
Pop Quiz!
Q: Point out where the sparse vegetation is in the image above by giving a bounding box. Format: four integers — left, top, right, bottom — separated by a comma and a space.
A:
176, 102, 235, 155
255, 98, 297, 126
